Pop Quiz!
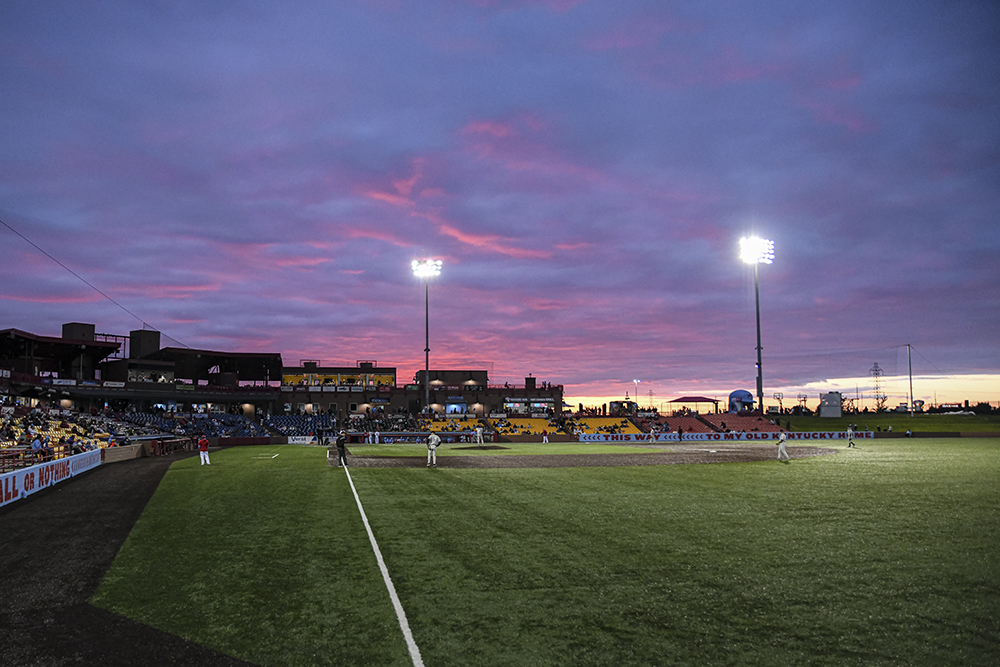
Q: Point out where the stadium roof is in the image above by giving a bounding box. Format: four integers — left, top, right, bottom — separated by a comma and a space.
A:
669, 396, 720, 404
0, 328, 121, 370
141, 347, 284, 382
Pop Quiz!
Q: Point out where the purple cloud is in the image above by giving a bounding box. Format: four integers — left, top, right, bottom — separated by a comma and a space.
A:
0, 0, 997, 406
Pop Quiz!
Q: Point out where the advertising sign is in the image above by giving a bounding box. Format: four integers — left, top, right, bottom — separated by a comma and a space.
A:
0, 450, 102, 509
578, 431, 874, 442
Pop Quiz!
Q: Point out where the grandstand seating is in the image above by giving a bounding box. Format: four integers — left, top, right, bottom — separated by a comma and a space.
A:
699, 413, 781, 433
490, 417, 554, 436
651, 415, 715, 434
126, 412, 270, 438
423, 416, 482, 433
264, 413, 336, 437
0, 412, 163, 470
1, 416, 112, 450
574, 417, 643, 435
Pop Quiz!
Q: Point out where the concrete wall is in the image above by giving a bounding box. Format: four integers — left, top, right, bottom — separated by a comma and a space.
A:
102, 444, 144, 463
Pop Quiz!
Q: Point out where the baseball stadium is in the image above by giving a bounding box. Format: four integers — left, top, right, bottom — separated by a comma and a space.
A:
1, 320, 998, 666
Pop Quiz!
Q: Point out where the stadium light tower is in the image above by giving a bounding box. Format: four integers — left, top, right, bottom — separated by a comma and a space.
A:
740, 237, 774, 414
412, 259, 442, 415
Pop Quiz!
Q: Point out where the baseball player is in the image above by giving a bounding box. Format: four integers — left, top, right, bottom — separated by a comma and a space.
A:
427, 431, 441, 468
198, 436, 211, 465
777, 431, 790, 462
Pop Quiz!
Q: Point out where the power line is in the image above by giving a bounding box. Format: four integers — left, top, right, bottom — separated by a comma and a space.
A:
0, 215, 187, 347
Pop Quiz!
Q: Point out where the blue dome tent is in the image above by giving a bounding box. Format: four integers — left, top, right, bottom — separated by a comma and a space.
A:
728, 390, 754, 413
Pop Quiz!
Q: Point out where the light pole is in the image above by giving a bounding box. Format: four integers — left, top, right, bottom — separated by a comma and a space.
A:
740, 237, 774, 414
412, 259, 442, 415
633, 379, 640, 406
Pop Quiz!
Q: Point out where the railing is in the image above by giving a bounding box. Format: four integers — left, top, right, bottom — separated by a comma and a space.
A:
8, 371, 280, 394
0, 445, 70, 473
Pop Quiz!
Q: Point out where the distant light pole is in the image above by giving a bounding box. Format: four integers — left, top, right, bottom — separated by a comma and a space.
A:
633, 379, 641, 407
740, 237, 774, 414
412, 259, 442, 415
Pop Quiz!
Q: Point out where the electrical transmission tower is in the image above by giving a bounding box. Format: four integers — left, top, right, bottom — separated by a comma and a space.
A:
870, 362, 888, 412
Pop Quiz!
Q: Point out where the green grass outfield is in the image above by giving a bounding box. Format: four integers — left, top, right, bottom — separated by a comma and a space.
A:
784, 412, 1000, 433
92, 441, 1000, 666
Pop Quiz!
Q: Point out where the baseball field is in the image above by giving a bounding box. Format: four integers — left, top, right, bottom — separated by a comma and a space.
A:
90, 439, 999, 666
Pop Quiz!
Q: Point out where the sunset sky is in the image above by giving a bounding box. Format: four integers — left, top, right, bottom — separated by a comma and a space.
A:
1, 1, 998, 409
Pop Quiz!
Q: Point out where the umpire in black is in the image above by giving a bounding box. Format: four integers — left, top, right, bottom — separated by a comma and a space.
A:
335, 429, 348, 468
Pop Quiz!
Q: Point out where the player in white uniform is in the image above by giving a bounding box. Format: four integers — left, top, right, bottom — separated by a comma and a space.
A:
777, 431, 790, 462
427, 432, 441, 467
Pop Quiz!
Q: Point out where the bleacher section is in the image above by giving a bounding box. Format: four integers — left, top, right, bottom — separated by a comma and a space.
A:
651, 415, 715, 433
574, 417, 643, 435
264, 414, 336, 437
490, 417, 553, 436
422, 416, 483, 433
1, 411, 169, 471
699, 413, 781, 433
126, 413, 270, 438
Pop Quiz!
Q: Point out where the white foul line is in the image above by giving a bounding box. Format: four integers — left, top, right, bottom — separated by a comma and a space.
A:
344, 467, 425, 667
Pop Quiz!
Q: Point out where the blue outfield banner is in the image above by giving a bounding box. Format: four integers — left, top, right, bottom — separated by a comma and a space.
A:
578, 431, 873, 442
0, 449, 102, 508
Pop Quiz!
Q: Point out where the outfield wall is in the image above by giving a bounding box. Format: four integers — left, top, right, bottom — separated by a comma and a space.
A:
579, 431, 874, 442
0, 450, 102, 509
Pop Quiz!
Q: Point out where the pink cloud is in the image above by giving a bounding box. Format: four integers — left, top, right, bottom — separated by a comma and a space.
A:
115, 283, 222, 299
796, 94, 877, 133
688, 45, 786, 86
555, 242, 594, 251
461, 120, 517, 138
583, 15, 692, 51
458, 113, 607, 185
415, 210, 552, 259
437, 223, 551, 259
0, 293, 99, 304
466, 0, 586, 13
271, 256, 329, 270
392, 157, 425, 196
345, 228, 413, 247
362, 189, 414, 207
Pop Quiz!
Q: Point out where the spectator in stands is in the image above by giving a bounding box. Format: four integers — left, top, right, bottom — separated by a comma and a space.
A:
198, 436, 211, 465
